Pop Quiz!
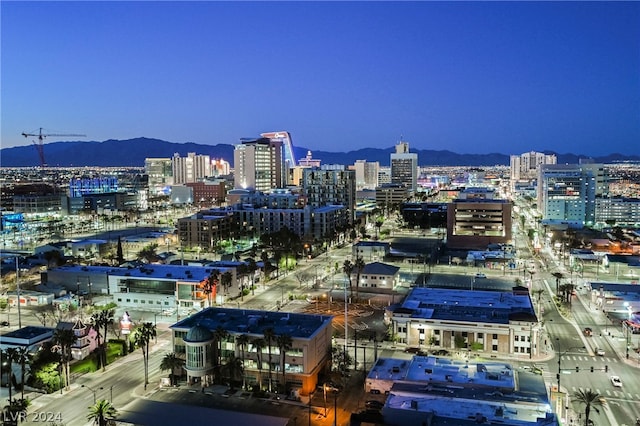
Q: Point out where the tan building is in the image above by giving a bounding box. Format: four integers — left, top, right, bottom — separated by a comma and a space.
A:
386, 287, 539, 358
447, 196, 512, 250
171, 307, 333, 396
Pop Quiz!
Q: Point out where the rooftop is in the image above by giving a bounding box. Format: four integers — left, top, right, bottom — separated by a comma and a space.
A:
399, 288, 536, 324
171, 307, 332, 339
50, 264, 226, 282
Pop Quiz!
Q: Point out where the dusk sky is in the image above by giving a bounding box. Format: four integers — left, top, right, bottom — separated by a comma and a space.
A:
2, 1, 639, 157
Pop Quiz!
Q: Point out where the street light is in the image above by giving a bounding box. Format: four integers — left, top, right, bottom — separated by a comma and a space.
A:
82, 384, 100, 403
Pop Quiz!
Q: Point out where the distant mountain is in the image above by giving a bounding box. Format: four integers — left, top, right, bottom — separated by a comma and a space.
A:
1, 138, 639, 167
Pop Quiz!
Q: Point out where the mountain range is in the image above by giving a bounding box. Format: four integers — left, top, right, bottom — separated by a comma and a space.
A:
1, 137, 639, 168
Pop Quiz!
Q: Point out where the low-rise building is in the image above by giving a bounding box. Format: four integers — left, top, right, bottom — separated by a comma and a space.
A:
386, 287, 539, 357
171, 307, 333, 396
353, 262, 400, 294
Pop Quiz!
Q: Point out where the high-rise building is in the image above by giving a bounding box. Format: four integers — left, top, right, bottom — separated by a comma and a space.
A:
260, 131, 296, 168
537, 163, 606, 226
145, 157, 173, 195
233, 137, 285, 192
172, 153, 211, 185
510, 151, 556, 192
353, 160, 379, 191
390, 141, 418, 192
301, 167, 356, 224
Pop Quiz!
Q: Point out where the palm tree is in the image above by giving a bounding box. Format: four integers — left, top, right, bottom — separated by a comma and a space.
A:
223, 354, 244, 389
14, 347, 32, 399
52, 328, 76, 390
159, 352, 185, 386
572, 389, 605, 426
235, 334, 250, 390
203, 269, 219, 307
247, 258, 257, 295
87, 399, 118, 426
532, 289, 545, 319
221, 271, 233, 295
276, 334, 293, 394
263, 327, 275, 393
91, 308, 114, 371
4, 347, 18, 402
252, 338, 266, 391
552, 272, 564, 294
2, 398, 30, 426
213, 326, 229, 382
343, 260, 354, 299
260, 251, 270, 285
353, 256, 366, 301
132, 322, 157, 390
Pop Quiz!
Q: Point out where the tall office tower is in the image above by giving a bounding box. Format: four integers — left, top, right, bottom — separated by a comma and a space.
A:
234, 137, 285, 192
510, 151, 557, 192
260, 131, 297, 168
353, 160, 380, 191
390, 141, 418, 192
301, 167, 356, 224
172, 152, 212, 185
145, 157, 173, 195
537, 163, 606, 226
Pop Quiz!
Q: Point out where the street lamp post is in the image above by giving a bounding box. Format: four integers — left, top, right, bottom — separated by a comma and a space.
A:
555, 338, 585, 391
82, 384, 99, 403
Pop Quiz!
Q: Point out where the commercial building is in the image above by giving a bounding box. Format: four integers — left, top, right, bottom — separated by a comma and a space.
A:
375, 184, 410, 210
352, 262, 400, 294
386, 287, 539, 357
510, 151, 557, 192
145, 157, 174, 195
390, 141, 418, 192
368, 356, 555, 425
177, 210, 236, 250
234, 137, 286, 192
537, 163, 607, 227
172, 152, 212, 185
594, 197, 640, 228
353, 160, 380, 191
171, 307, 333, 395
446, 188, 512, 250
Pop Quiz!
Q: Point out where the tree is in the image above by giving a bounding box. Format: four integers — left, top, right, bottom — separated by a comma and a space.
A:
137, 243, 159, 263
263, 327, 275, 393
132, 322, 157, 390
552, 272, 564, 294
342, 260, 354, 299
52, 328, 76, 390
252, 338, 266, 391
203, 269, 219, 308
353, 256, 366, 301
2, 398, 30, 426
235, 334, 250, 390
276, 334, 293, 394
87, 399, 118, 426
260, 251, 270, 284
159, 352, 185, 386
4, 348, 18, 402
116, 236, 124, 265
213, 326, 229, 382
247, 258, 257, 295
221, 271, 233, 295
91, 308, 115, 371
14, 347, 32, 399
223, 355, 244, 389
572, 389, 605, 426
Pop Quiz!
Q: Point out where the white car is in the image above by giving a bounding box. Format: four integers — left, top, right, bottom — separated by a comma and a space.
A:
595, 348, 605, 356
610, 376, 622, 387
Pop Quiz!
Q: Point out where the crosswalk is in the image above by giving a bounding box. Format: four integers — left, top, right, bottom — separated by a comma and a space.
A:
563, 355, 619, 364
570, 386, 640, 400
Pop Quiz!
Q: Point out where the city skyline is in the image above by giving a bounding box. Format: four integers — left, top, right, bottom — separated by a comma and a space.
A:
2, 1, 639, 156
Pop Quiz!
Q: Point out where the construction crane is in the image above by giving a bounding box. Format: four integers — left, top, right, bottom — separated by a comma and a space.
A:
22, 127, 86, 167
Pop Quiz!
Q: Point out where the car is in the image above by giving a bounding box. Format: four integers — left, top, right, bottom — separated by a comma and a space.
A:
595, 348, 605, 356
365, 400, 385, 410
0, 321, 9, 327
583, 328, 593, 336
475, 273, 487, 278
610, 376, 622, 387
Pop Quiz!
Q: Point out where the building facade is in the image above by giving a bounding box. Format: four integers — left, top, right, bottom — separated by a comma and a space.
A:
234, 137, 285, 192
390, 141, 418, 192
171, 307, 333, 395
509, 151, 557, 192
145, 157, 174, 195
301, 168, 356, 224
353, 160, 380, 191
172, 152, 212, 185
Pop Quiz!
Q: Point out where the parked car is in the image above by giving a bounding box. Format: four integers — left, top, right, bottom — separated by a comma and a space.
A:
583, 328, 593, 336
365, 400, 385, 410
610, 376, 622, 387
596, 348, 605, 356
0, 321, 9, 327
475, 273, 487, 278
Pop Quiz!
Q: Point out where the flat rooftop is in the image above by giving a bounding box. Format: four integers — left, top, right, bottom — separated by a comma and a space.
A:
171, 307, 333, 339
400, 288, 536, 323
50, 264, 228, 282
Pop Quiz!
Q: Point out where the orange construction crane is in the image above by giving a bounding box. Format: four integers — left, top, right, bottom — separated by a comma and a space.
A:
22, 127, 86, 167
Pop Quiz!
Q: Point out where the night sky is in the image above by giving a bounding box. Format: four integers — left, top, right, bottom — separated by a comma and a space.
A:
2, 1, 639, 156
